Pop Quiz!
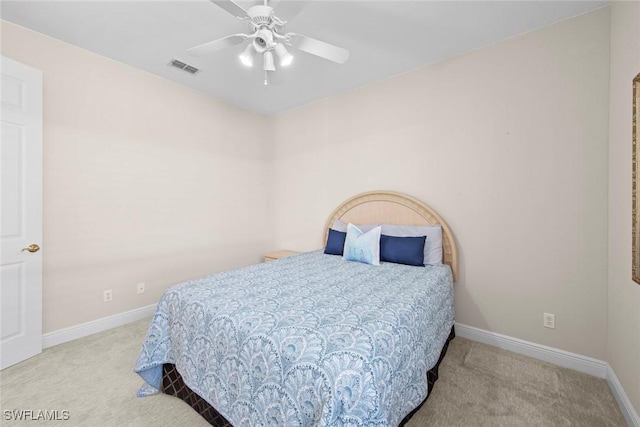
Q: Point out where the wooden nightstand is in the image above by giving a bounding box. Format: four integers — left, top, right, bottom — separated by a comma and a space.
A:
264, 250, 299, 262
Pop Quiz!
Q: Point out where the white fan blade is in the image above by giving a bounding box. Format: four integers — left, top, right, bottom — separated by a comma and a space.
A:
187, 34, 246, 57
291, 34, 349, 64
271, 0, 309, 21
210, 0, 247, 17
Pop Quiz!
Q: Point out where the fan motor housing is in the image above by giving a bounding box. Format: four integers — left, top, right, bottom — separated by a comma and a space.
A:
247, 5, 274, 27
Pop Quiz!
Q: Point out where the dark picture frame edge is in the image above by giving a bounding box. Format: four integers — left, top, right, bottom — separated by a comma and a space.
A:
632, 72, 640, 284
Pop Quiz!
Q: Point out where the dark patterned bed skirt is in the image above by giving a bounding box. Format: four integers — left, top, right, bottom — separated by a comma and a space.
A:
161, 325, 456, 427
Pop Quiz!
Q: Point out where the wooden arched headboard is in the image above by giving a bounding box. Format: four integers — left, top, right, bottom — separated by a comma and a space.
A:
323, 191, 458, 281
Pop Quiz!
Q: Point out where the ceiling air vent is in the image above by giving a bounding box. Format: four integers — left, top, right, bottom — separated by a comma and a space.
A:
168, 59, 200, 75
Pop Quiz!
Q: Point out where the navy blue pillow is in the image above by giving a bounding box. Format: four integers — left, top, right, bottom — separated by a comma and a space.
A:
380, 235, 426, 266
324, 229, 346, 255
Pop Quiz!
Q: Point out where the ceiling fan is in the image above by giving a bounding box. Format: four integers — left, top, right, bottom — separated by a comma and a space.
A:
186, 0, 350, 85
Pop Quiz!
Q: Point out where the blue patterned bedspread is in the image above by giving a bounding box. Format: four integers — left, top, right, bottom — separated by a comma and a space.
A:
135, 250, 454, 426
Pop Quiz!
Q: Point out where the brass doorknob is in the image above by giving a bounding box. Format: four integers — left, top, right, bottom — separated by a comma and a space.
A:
21, 244, 40, 253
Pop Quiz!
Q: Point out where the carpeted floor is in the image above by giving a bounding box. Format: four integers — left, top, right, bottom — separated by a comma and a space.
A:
0, 319, 626, 426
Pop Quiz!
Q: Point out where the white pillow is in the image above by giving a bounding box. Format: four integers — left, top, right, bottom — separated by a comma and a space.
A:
381, 224, 443, 265
343, 224, 382, 266
332, 219, 379, 233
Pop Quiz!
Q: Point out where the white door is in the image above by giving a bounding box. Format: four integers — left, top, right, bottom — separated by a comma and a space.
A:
0, 56, 43, 369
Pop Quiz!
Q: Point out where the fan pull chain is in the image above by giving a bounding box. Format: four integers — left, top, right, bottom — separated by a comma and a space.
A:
264, 71, 268, 86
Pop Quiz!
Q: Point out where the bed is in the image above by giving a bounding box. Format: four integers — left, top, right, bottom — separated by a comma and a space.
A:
135, 191, 458, 426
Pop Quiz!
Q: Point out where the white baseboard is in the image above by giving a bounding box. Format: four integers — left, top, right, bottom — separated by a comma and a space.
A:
456, 323, 639, 427
42, 304, 157, 349
607, 364, 640, 427
455, 323, 607, 377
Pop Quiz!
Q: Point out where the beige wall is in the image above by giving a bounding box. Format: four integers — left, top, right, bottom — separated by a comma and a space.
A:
272, 8, 611, 360
608, 1, 640, 414
1, 21, 273, 333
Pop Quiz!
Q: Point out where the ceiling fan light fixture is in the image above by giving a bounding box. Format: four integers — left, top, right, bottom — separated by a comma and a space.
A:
263, 50, 275, 71
239, 44, 254, 67
274, 43, 293, 67
189, 0, 350, 85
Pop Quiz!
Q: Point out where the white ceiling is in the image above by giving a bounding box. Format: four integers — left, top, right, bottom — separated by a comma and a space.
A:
1, 0, 608, 116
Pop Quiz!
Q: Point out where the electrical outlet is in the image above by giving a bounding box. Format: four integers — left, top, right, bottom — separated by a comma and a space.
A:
136, 282, 145, 294
103, 289, 113, 303
543, 312, 555, 329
